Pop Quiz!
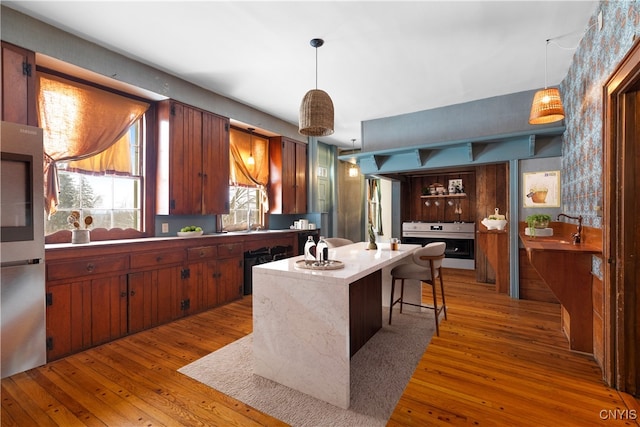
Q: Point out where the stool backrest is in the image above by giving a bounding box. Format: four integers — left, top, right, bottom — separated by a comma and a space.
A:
324, 237, 354, 248
412, 242, 446, 269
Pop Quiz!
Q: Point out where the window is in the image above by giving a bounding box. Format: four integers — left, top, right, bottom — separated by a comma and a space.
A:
37, 70, 150, 240
222, 185, 261, 231
221, 127, 269, 231
45, 120, 144, 235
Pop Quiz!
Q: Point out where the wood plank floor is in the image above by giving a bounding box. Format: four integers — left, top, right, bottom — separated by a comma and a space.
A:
2, 269, 638, 426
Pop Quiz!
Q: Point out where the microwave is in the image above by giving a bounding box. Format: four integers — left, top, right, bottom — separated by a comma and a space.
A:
1, 122, 44, 264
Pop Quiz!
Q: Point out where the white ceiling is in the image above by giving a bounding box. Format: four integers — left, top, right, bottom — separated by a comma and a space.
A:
4, 1, 598, 149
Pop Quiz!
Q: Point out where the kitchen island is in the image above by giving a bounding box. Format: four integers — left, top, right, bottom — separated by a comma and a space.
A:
252, 241, 420, 408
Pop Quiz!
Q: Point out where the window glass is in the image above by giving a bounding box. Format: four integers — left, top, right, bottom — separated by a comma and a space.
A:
221, 185, 261, 232
45, 119, 144, 235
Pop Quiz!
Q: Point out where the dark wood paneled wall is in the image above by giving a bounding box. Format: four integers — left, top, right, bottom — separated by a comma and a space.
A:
404, 171, 476, 223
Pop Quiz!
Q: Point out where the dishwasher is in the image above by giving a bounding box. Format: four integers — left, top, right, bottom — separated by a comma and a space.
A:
243, 245, 293, 295
243, 247, 272, 295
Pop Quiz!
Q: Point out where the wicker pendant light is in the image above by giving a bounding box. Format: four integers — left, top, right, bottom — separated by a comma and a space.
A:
299, 38, 334, 137
529, 39, 565, 125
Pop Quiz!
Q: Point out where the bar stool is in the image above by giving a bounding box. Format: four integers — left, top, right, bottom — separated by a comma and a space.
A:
389, 242, 447, 336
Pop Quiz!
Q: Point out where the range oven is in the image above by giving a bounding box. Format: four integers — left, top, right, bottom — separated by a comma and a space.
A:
402, 221, 475, 270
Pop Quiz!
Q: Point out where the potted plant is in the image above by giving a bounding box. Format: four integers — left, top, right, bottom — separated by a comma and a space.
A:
526, 213, 551, 230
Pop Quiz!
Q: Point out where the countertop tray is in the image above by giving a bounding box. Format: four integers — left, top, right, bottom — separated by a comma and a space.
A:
294, 260, 345, 270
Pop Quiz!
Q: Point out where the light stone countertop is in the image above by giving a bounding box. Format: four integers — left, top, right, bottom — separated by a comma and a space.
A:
254, 241, 421, 285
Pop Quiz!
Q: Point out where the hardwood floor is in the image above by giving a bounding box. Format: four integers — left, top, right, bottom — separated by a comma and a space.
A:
2, 269, 638, 426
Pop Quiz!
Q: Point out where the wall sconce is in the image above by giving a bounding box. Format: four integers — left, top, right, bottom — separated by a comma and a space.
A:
529, 39, 565, 124
348, 139, 359, 177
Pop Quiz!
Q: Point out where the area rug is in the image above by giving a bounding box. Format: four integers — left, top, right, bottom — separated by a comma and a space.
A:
178, 308, 436, 426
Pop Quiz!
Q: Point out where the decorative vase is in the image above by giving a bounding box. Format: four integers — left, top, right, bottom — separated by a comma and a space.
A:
368, 241, 378, 250
71, 229, 90, 244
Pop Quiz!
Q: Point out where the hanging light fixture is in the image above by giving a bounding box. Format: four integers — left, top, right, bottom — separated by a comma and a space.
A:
348, 138, 359, 177
299, 38, 334, 137
529, 39, 565, 125
247, 127, 255, 165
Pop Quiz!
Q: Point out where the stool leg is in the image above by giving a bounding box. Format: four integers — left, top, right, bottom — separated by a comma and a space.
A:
399, 279, 405, 314
439, 268, 447, 320
431, 281, 440, 336
389, 277, 396, 325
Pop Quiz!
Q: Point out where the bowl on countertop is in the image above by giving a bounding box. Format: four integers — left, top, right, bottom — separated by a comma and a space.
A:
177, 230, 204, 237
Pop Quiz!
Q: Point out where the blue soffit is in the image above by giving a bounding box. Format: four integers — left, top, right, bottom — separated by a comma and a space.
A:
339, 128, 565, 175
342, 89, 565, 175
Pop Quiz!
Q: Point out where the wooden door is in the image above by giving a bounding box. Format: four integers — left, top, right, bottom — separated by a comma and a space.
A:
1, 42, 37, 126
604, 38, 640, 395
202, 112, 230, 214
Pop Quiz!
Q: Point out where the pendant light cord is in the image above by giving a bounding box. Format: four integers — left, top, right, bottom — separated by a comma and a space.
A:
544, 39, 549, 89
315, 46, 319, 89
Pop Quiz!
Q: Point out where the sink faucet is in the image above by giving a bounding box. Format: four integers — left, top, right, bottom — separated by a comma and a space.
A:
556, 213, 583, 244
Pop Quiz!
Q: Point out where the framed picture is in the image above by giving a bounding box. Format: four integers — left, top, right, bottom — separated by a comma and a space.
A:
523, 170, 560, 208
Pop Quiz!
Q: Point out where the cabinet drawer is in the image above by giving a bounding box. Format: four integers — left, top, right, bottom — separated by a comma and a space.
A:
47, 255, 129, 281
187, 245, 218, 260
217, 242, 243, 258
130, 250, 185, 269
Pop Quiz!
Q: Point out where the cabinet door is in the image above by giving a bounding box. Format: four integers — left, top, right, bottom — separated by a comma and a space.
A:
294, 141, 308, 214
202, 260, 220, 310
182, 262, 204, 315
217, 256, 243, 305
169, 102, 203, 215
128, 266, 182, 333
202, 112, 230, 214
90, 275, 128, 346
1, 42, 37, 126
46, 281, 90, 361
281, 138, 297, 213
269, 137, 307, 214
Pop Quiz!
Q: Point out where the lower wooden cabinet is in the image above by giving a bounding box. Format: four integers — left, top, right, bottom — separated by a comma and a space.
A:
45, 239, 249, 361
127, 266, 182, 334
46, 274, 128, 361
184, 242, 243, 315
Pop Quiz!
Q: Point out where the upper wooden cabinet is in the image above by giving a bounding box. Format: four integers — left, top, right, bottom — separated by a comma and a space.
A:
157, 100, 230, 215
1, 42, 37, 126
269, 136, 307, 214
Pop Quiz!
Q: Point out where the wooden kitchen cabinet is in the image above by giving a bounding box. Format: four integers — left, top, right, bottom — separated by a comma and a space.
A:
129, 249, 186, 325
127, 266, 182, 334
156, 100, 230, 215
185, 243, 243, 313
217, 249, 244, 304
269, 136, 308, 214
46, 275, 129, 360
1, 41, 37, 126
